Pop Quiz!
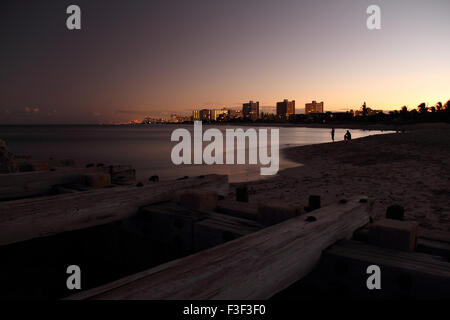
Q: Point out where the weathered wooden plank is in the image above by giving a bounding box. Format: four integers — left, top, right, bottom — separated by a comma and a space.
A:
419, 228, 450, 243
368, 219, 419, 252
326, 240, 450, 276
139, 202, 262, 256
68, 196, 371, 300
354, 226, 450, 259
217, 199, 258, 220
0, 168, 97, 201
0, 175, 228, 246
101, 165, 136, 185
138, 202, 209, 256
415, 238, 450, 259
193, 214, 262, 252
320, 240, 450, 298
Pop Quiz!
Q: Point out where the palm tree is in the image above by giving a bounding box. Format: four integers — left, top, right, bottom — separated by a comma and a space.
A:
435, 102, 443, 112
444, 100, 450, 111
417, 102, 428, 114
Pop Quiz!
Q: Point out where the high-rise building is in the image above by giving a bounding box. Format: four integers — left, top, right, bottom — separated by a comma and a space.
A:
169, 114, 191, 123
199, 109, 211, 121
242, 101, 260, 121
193, 110, 201, 121
229, 109, 243, 119
211, 108, 229, 121
276, 99, 295, 119
305, 101, 324, 114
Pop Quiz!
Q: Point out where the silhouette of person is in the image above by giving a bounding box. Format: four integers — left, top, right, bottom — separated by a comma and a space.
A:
344, 130, 352, 141
331, 128, 335, 142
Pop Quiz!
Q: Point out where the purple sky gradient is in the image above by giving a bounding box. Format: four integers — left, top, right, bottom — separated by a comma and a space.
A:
1, 0, 449, 124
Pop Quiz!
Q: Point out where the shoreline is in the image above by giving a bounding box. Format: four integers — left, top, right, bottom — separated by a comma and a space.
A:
1, 121, 446, 132
218, 121, 450, 131
215, 122, 399, 131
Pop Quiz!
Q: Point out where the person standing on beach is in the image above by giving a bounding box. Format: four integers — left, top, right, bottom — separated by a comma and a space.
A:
344, 130, 352, 141
331, 128, 335, 142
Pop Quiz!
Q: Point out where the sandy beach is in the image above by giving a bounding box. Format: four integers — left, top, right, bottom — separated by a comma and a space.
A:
242, 123, 450, 234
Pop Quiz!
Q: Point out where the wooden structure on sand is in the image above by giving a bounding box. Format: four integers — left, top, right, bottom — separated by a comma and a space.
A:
0, 166, 449, 300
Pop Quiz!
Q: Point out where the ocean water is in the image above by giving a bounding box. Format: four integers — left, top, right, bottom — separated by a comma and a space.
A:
0, 125, 390, 183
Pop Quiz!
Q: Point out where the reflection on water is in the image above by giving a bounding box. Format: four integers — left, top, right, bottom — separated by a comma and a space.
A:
0, 125, 392, 183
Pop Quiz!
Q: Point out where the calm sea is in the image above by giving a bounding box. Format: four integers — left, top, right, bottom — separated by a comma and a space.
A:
0, 125, 390, 183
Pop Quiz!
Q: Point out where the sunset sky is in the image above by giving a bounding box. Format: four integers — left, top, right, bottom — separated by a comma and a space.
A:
1, 0, 449, 124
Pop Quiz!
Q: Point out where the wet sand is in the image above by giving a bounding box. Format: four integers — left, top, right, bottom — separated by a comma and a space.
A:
243, 123, 450, 233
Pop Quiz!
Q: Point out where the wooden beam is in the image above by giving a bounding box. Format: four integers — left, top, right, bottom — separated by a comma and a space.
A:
138, 202, 262, 256
0, 175, 228, 246
326, 240, 450, 278
0, 168, 96, 201
320, 240, 450, 298
416, 238, 450, 258
353, 226, 450, 259
193, 214, 262, 252
216, 199, 258, 220
419, 228, 450, 243
68, 196, 371, 300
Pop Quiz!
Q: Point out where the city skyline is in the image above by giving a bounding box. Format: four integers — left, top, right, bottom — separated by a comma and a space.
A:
1, 0, 449, 124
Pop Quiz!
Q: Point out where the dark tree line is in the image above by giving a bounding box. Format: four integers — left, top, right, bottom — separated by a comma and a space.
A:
287, 100, 450, 125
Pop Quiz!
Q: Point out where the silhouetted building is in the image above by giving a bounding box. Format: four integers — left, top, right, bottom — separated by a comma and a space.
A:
243, 101, 260, 121
169, 114, 191, 123
353, 107, 383, 117
193, 110, 201, 121
305, 101, 324, 114
229, 109, 243, 119
211, 108, 229, 121
199, 109, 211, 121
276, 99, 295, 119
